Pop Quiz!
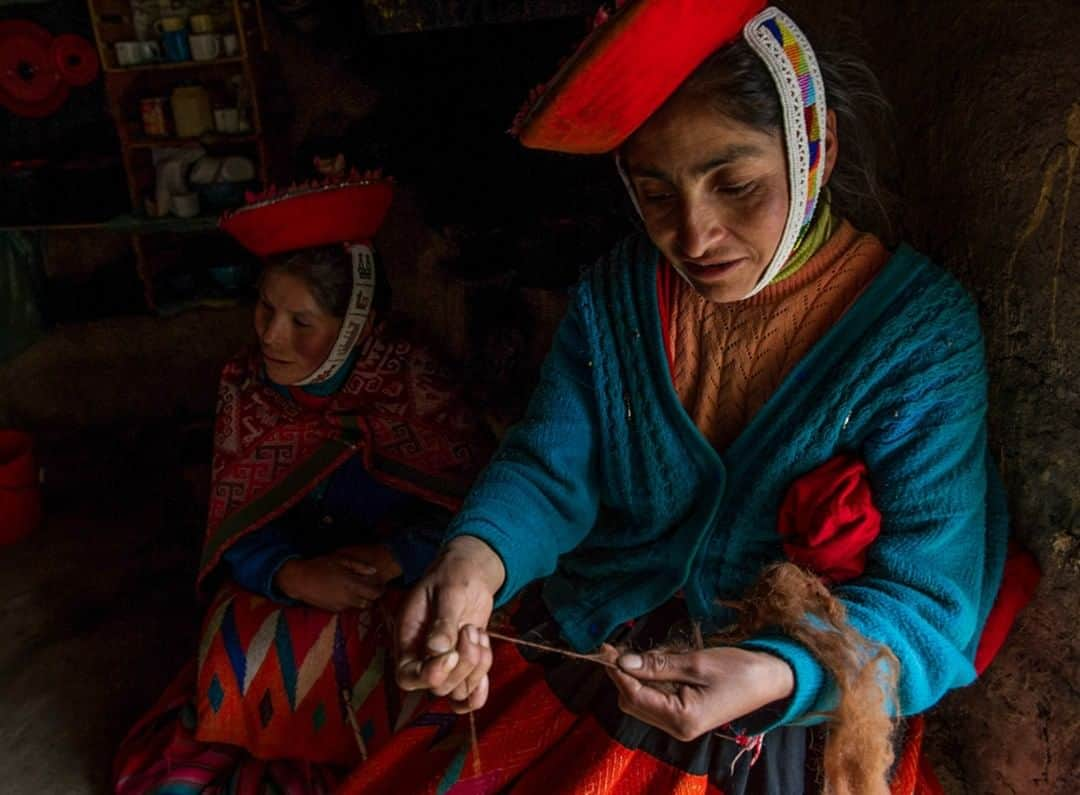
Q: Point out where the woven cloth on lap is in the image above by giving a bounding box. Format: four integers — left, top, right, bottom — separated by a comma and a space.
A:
194, 582, 394, 765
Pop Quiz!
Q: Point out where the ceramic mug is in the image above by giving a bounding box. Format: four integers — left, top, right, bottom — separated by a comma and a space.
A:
213, 106, 240, 133
189, 14, 214, 33
171, 192, 200, 218
114, 41, 143, 66
138, 41, 161, 62
189, 33, 221, 61
222, 33, 239, 56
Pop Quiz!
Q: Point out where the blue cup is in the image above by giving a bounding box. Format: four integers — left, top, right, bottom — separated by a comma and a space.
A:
161, 29, 191, 62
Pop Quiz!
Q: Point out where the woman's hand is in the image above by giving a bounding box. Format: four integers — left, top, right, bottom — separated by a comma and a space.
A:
274, 551, 387, 612
604, 645, 795, 742
336, 543, 403, 585
395, 535, 506, 713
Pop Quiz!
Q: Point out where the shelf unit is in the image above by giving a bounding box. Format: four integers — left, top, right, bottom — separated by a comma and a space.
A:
0, 214, 219, 234
360, 0, 594, 34
83, 0, 274, 310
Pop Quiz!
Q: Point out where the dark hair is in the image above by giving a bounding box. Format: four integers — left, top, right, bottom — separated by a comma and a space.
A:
262, 245, 391, 317
675, 24, 898, 239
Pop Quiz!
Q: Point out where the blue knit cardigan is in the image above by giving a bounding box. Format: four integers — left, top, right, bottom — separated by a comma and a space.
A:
445, 233, 1008, 727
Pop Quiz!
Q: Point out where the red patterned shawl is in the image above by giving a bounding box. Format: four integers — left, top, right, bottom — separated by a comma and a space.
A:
199, 317, 494, 589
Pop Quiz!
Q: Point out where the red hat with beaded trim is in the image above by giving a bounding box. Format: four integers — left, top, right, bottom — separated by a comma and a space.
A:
219, 173, 393, 257
219, 172, 394, 385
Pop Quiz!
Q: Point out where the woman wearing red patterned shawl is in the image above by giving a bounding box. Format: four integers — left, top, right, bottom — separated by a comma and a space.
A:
112, 177, 494, 794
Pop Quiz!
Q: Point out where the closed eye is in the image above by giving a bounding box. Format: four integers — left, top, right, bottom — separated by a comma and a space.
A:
716, 181, 756, 197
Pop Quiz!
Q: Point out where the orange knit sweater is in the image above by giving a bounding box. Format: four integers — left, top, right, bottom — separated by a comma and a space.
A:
664, 221, 889, 451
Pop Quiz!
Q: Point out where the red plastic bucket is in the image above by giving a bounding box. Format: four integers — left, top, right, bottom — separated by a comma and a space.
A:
0, 430, 41, 544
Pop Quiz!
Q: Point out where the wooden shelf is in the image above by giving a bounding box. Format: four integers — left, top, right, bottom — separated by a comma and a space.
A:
154, 294, 251, 317
0, 221, 117, 233
125, 133, 259, 149
87, 0, 274, 311
362, 1, 593, 34
103, 56, 247, 74
105, 213, 223, 233
0, 214, 221, 234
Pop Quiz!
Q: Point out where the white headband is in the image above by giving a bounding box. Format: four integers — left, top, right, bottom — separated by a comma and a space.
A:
295, 244, 376, 386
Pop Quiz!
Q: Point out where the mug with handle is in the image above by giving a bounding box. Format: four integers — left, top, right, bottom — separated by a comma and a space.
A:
138, 40, 161, 62
171, 192, 201, 218
189, 34, 221, 61
114, 40, 143, 66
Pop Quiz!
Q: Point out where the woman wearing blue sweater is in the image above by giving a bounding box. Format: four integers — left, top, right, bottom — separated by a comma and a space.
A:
346, 3, 1010, 794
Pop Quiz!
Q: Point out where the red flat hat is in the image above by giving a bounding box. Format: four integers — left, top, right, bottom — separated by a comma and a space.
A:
516, 0, 766, 153
220, 177, 393, 257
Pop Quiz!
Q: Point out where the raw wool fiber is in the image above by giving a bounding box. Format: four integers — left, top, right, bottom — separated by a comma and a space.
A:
710, 562, 899, 795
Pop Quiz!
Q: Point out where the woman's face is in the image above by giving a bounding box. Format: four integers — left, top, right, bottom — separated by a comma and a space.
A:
622, 91, 791, 304
254, 269, 343, 385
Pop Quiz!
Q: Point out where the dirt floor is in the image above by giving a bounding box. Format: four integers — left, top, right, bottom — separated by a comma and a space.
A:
0, 306, 244, 794
0, 466, 200, 794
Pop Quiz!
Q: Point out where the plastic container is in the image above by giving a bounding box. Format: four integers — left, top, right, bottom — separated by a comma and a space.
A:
208, 261, 250, 291
170, 84, 213, 138
0, 430, 41, 544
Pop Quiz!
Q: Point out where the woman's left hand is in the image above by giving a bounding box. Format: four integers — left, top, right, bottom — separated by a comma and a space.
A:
603, 645, 795, 742
335, 543, 403, 585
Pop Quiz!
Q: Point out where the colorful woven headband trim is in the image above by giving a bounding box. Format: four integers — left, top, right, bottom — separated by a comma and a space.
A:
741, 7, 827, 297
295, 244, 376, 386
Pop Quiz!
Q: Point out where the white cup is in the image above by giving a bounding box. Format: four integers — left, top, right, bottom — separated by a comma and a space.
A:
222, 33, 239, 56
115, 41, 143, 66
213, 107, 240, 133
189, 34, 221, 61
171, 192, 200, 218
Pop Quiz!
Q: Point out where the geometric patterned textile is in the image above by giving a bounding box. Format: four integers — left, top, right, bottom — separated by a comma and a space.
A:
199, 314, 494, 591
340, 597, 937, 795
195, 582, 399, 766
113, 658, 346, 794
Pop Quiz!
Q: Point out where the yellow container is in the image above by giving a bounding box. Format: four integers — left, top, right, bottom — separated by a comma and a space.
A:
170, 85, 213, 138
154, 16, 186, 33
190, 14, 214, 33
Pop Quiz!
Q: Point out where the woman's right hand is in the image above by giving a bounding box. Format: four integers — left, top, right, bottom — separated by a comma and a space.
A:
274, 554, 385, 612
395, 535, 506, 713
